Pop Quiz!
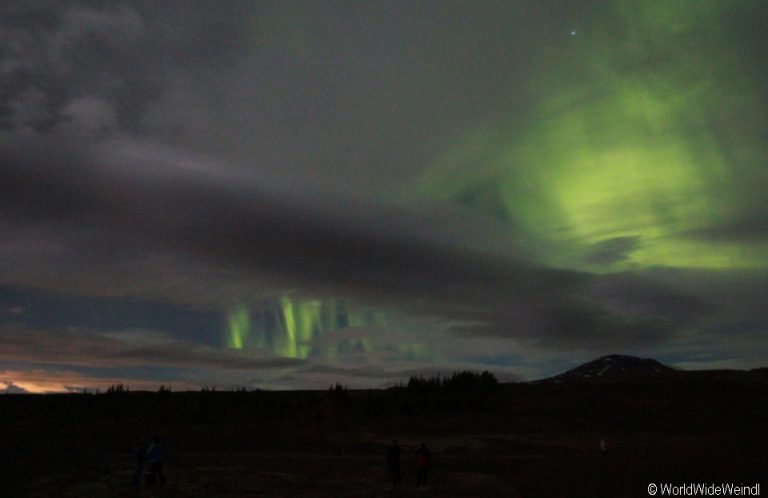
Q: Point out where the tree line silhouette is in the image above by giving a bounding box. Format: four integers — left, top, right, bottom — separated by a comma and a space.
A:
399, 371, 498, 393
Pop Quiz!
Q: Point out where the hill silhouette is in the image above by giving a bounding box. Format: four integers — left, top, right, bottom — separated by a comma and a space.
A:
543, 354, 675, 382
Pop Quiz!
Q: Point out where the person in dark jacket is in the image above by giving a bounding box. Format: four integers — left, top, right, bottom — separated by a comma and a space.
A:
386, 440, 402, 487
146, 435, 166, 485
416, 442, 432, 488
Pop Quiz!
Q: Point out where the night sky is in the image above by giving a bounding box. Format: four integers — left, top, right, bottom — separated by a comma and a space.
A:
1, 1, 767, 393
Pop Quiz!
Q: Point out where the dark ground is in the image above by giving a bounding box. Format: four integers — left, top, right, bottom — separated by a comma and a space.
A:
2, 369, 766, 497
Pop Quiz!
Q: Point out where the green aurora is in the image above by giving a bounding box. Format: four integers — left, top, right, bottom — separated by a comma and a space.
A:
408, 0, 767, 271
225, 297, 425, 360
224, 1, 768, 357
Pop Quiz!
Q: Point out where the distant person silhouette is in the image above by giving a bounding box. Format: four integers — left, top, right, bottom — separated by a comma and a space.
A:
415, 442, 432, 488
386, 440, 402, 487
132, 436, 146, 487
146, 435, 166, 486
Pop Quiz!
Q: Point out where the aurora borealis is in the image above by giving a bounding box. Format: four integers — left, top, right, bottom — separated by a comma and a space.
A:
1, 1, 767, 392
223, 298, 428, 365
412, 0, 767, 271
226, 299, 385, 359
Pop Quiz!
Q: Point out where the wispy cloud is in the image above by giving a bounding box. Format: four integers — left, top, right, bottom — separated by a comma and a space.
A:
0, 324, 301, 371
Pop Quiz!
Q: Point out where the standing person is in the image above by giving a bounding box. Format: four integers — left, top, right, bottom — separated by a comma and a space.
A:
599, 437, 608, 453
132, 436, 146, 488
415, 442, 432, 488
146, 435, 166, 486
386, 440, 402, 487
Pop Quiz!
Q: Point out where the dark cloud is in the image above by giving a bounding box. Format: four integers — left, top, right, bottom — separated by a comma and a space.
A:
0, 324, 301, 371
586, 272, 711, 325
1, 381, 30, 394
0, 2, 253, 137
582, 236, 640, 265
0, 134, 708, 343
684, 216, 768, 243
0, 138, 597, 342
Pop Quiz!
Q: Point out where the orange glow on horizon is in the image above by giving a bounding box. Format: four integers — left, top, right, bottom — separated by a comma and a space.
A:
1, 370, 201, 394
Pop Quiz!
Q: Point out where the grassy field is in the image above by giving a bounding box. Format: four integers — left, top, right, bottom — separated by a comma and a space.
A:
2, 370, 766, 497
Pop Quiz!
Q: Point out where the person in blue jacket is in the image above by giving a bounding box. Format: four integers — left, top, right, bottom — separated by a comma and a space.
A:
146, 435, 166, 485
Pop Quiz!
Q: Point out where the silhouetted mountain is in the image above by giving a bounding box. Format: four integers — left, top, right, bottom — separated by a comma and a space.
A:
544, 354, 674, 382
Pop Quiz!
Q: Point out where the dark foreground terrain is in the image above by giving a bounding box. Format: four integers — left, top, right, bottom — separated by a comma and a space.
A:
2, 369, 766, 497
